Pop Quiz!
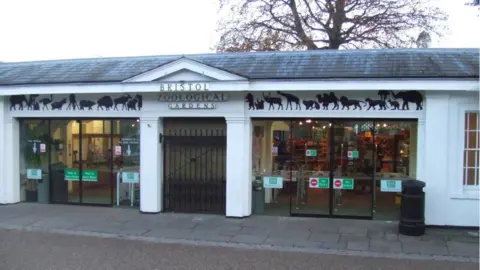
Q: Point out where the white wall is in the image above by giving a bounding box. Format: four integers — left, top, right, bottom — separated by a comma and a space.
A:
424, 92, 480, 226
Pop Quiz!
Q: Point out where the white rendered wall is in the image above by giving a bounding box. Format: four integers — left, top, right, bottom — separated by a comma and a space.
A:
226, 116, 252, 217
139, 116, 163, 213
424, 92, 479, 227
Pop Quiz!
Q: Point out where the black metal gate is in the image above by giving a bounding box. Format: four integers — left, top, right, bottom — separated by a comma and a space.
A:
163, 119, 227, 214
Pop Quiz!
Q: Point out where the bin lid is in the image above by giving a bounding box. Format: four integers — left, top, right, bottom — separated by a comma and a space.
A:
402, 179, 426, 188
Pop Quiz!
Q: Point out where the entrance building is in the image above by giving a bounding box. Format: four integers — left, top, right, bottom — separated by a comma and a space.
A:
0, 49, 478, 227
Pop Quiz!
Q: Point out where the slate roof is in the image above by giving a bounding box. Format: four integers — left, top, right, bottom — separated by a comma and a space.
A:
0, 48, 478, 86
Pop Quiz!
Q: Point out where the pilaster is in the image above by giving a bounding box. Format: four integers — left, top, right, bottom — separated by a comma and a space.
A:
139, 117, 163, 213
225, 116, 252, 217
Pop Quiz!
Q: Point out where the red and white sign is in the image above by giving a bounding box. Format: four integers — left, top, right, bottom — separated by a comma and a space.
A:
114, 145, 122, 156
334, 179, 342, 188
272, 146, 278, 156
309, 178, 318, 188
40, 144, 46, 153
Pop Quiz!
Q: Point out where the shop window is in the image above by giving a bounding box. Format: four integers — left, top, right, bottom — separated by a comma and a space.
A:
19, 120, 50, 202
463, 112, 479, 187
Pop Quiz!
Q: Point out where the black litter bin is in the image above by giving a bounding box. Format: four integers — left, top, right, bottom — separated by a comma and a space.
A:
399, 180, 426, 236
252, 178, 265, 214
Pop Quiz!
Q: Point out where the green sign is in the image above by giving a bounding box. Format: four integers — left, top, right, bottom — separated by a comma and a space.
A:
380, 180, 402, 192
342, 179, 354, 189
122, 171, 140, 184
305, 149, 317, 157
333, 178, 354, 190
309, 177, 329, 188
26, 169, 42, 180
348, 151, 359, 159
64, 169, 98, 181
263, 176, 283, 189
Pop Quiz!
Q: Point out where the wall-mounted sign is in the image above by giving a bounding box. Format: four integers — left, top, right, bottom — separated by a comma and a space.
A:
263, 176, 283, 189
380, 180, 402, 192
64, 169, 98, 181
168, 103, 216, 109
272, 146, 278, 156
309, 177, 329, 188
158, 93, 228, 102
159, 92, 228, 110
347, 150, 359, 159
159, 82, 209, 92
26, 169, 42, 180
115, 145, 122, 156
306, 149, 317, 157
122, 171, 140, 184
333, 178, 354, 190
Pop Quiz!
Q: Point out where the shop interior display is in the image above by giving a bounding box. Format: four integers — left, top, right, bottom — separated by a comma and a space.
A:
252, 119, 416, 219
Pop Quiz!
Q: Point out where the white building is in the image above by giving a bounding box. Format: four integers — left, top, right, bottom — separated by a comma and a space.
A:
0, 48, 478, 227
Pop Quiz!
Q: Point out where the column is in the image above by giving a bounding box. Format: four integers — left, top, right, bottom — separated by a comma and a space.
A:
0, 96, 5, 203
225, 116, 252, 217
423, 94, 449, 225
139, 117, 163, 213
0, 108, 20, 204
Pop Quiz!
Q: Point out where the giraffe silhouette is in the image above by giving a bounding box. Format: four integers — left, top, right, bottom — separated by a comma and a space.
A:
262, 92, 283, 110
277, 91, 301, 110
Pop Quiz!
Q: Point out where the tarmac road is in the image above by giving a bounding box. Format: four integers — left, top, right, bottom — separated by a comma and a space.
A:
0, 229, 477, 270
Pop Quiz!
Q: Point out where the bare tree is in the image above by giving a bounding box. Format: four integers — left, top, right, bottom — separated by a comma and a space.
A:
216, 0, 448, 51
416, 31, 431, 48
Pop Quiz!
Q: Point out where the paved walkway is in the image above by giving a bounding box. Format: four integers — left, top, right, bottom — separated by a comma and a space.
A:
0, 203, 478, 262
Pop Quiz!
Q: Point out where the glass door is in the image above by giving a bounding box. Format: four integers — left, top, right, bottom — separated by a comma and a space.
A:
289, 119, 331, 216
50, 120, 80, 203
80, 120, 113, 205
331, 120, 374, 218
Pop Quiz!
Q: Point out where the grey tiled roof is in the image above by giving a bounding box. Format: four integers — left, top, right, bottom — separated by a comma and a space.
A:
0, 48, 478, 86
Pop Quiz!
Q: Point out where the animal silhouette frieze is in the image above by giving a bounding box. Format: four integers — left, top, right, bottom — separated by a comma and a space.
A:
339, 96, 364, 110
365, 98, 388, 110
9, 93, 143, 112
389, 91, 423, 110
262, 92, 283, 110
303, 100, 320, 110
277, 91, 301, 110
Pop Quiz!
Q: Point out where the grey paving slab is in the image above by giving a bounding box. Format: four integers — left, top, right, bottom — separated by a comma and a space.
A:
339, 226, 368, 235
369, 240, 403, 253
339, 234, 369, 243
190, 231, 233, 242
268, 230, 311, 240
449, 235, 479, 243
447, 241, 480, 257
367, 231, 385, 240
238, 226, 270, 235
30, 219, 80, 230
346, 241, 370, 251
230, 234, 267, 244
384, 232, 399, 241
402, 241, 449, 256
144, 228, 194, 239
309, 232, 340, 243
321, 241, 347, 250
194, 226, 242, 236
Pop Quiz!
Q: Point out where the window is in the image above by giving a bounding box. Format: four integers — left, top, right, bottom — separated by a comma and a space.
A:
463, 112, 480, 187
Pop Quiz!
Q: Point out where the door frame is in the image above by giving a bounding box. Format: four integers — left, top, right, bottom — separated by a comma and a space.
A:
255, 117, 418, 220
19, 117, 136, 207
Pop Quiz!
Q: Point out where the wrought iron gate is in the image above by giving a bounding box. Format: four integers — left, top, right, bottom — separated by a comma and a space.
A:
163, 120, 227, 214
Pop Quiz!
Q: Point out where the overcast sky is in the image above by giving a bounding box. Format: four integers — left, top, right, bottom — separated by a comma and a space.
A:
0, 0, 478, 62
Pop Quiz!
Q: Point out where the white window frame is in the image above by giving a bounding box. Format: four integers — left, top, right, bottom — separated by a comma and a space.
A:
463, 111, 479, 189
450, 101, 480, 200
